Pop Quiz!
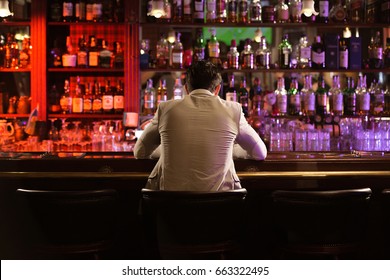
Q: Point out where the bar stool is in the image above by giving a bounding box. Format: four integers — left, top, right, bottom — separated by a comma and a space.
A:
16, 188, 118, 259
140, 188, 247, 259
271, 188, 372, 259
380, 189, 390, 259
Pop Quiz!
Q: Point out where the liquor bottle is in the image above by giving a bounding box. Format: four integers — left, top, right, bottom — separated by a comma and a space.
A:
75, 0, 86, 22
369, 79, 384, 116
19, 38, 30, 69
288, 77, 301, 116
172, 0, 183, 22
382, 0, 390, 23
51, 0, 62, 21
241, 39, 254, 70
225, 74, 237, 102
102, 80, 114, 113
62, 0, 74, 22
329, 75, 343, 116
316, 76, 329, 116
368, 31, 384, 69
86, 0, 94, 21
72, 76, 84, 114
62, 36, 77, 67
366, 0, 380, 23
237, 0, 249, 23
49, 84, 61, 113
348, 0, 365, 23
193, 29, 205, 62
273, 77, 287, 116
385, 38, 390, 68
206, 0, 216, 22
329, 0, 347, 23
114, 80, 125, 114
158, 0, 172, 23
255, 36, 271, 69
92, 82, 103, 114
193, 0, 205, 23
301, 74, 315, 117
249, 78, 263, 130
289, 0, 302, 23
315, 0, 329, 23
156, 34, 169, 69
171, 32, 184, 69
250, 0, 262, 22
249, 76, 262, 105
384, 85, 390, 115
60, 79, 72, 114
157, 79, 168, 106
275, 0, 289, 23
339, 28, 350, 70
297, 34, 311, 69
238, 76, 249, 117
227, 0, 237, 23
92, 0, 103, 22
113, 41, 124, 68
183, 0, 192, 22
83, 83, 93, 113
173, 78, 184, 100
77, 35, 88, 68
88, 36, 99, 67
278, 34, 292, 69
140, 39, 150, 69
207, 28, 221, 67
343, 77, 356, 116
227, 39, 239, 69
143, 79, 156, 116
262, 4, 275, 23
311, 35, 325, 69
216, 0, 227, 22
356, 74, 369, 116
99, 39, 112, 68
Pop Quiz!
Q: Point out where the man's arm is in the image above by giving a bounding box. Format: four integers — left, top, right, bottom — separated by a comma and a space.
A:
133, 111, 161, 159
234, 112, 267, 160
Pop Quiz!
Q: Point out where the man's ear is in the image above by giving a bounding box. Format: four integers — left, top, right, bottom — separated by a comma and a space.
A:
214, 84, 221, 96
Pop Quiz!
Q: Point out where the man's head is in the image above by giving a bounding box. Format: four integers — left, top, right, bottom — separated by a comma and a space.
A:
185, 60, 222, 95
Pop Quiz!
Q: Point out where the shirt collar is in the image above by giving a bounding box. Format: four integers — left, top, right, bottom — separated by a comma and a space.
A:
189, 89, 214, 97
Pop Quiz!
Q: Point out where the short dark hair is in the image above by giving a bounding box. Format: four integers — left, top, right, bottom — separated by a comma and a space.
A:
185, 60, 222, 93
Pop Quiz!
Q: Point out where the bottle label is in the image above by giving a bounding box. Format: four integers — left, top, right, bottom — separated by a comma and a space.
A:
290, 94, 301, 106
73, 97, 83, 113
226, 91, 237, 102
277, 9, 289, 21
304, 94, 315, 111
84, 98, 92, 112
300, 47, 311, 60
333, 94, 343, 111
290, 2, 302, 20
317, 94, 327, 106
92, 4, 103, 18
339, 48, 348, 67
360, 94, 370, 111
319, 1, 329, 17
209, 45, 220, 58
312, 51, 325, 64
114, 96, 124, 109
86, 4, 93, 21
63, 3, 73, 17
276, 94, 287, 113
144, 97, 155, 109
89, 52, 99, 67
77, 51, 88, 66
183, 0, 191, 14
93, 99, 102, 112
103, 95, 114, 110
172, 52, 183, 64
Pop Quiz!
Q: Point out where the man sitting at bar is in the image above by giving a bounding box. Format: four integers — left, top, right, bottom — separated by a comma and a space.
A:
134, 60, 267, 191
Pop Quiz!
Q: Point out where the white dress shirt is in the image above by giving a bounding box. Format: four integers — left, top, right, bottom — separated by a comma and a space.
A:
134, 89, 267, 191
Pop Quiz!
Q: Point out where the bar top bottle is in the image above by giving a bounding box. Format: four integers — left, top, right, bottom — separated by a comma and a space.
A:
250, 0, 262, 22
238, 76, 249, 117
343, 77, 356, 116
172, 32, 184, 69
208, 28, 221, 67
316, 76, 329, 116
301, 74, 315, 117
193, 29, 205, 63
216, 0, 227, 22
298, 34, 311, 69
143, 79, 156, 116
275, 0, 289, 23
227, 0, 238, 23
173, 78, 184, 100
278, 34, 292, 69
241, 39, 254, 70
288, 77, 301, 116
274, 77, 287, 116
368, 31, 384, 69
238, 0, 249, 23
330, 75, 343, 116
227, 39, 239, 70
311, 35, 325, 69
315, 0, 329, 23
255, 36, 271, 69
156, 33, 169, 69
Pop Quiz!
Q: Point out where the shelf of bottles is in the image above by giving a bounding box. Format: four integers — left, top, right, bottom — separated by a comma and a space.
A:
137, 0, 390, 153
0, 1, 32, 118
46, 0, 126, 121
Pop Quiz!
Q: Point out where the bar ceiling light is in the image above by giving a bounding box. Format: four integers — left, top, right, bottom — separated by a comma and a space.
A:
0, 0, 12, 18
301, 0, 319, 17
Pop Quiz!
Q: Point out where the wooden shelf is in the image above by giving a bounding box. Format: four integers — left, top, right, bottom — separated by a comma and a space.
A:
48, 68, 124, 73
48, 114, 123, 119
0, 114, 30, 118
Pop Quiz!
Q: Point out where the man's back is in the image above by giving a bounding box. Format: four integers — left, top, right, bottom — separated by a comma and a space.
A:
157, 90, 241, 191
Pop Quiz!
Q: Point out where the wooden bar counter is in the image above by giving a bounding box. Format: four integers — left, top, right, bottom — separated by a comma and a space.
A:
1, 151, 390, 260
